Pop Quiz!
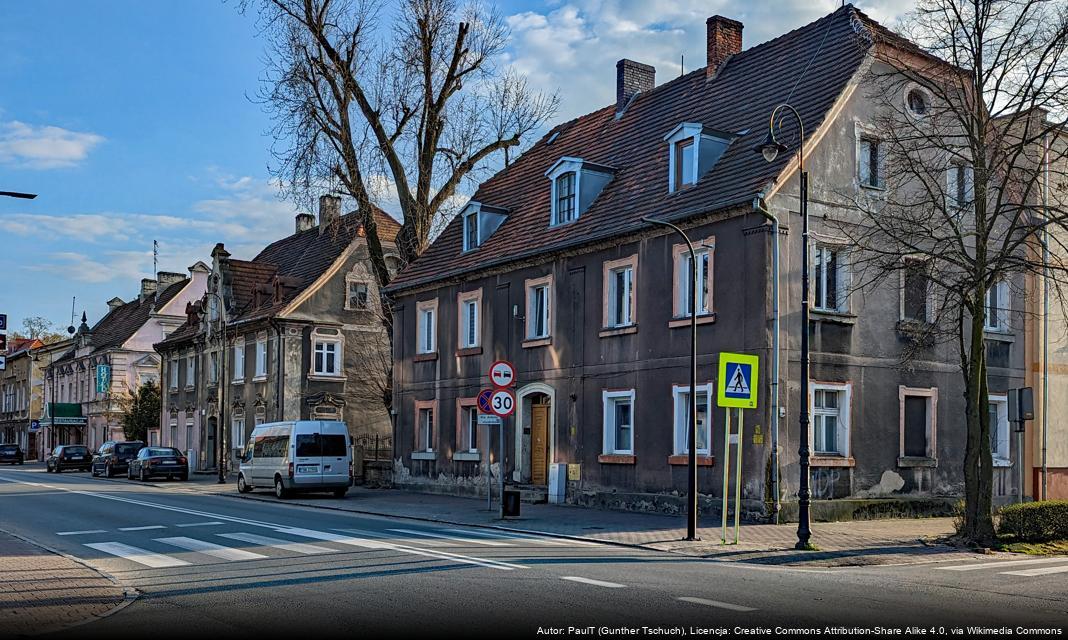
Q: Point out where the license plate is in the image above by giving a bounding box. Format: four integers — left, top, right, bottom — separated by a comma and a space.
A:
71, 456, 83, 460
297, 465, 318, 474
162, 461, 177, 465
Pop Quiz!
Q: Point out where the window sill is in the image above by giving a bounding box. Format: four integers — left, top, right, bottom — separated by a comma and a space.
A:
668, 313, 716, 329
523, 337, 552, 349
456, 347, 483, 357
231, 379, 244, 386
667, 455, 714, 467
252, 375, 268, 383
184, 385, 195, 392
411, 451, 436, 461
308, 374, 345, 382
993, 458, 1013, 468
859, 183, 886, 193
811, 310, 856, 325
599, 325, 637, 338
413, 353, 438, 363
811, 455, 856, 468
598, 454, 636, 465
897, 456, 937, 468
984, 331, 1015, 343
453, 451, 481, 462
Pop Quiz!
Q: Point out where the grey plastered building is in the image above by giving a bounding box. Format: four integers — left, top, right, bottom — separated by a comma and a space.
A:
385, 6, 1026, 518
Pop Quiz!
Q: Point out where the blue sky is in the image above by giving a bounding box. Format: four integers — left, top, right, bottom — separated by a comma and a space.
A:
0, 0, 908, 335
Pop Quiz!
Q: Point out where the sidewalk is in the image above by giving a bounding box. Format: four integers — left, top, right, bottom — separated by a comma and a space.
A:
0, 529, 132, 636
171, 473, 974, 567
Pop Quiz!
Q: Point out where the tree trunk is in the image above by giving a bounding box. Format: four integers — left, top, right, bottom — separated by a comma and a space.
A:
961, 307, 996, 545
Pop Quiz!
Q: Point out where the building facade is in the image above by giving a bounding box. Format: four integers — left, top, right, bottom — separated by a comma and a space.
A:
386, 6, 1028, 518
0, 338, 44, 456
155, 196, 398, 475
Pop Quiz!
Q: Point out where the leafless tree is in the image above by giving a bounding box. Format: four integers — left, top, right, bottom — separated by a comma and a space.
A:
833, 0, 1068, 544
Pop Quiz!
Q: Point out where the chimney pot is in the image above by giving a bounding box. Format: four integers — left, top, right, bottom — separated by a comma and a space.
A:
319, 194, 342, 232
106, 297, 124, 311
140, 278, 158, 302
615, 59, 655, 115
295, 212, 316, 234
706, 15, 743, 78
157, 271, 185, 290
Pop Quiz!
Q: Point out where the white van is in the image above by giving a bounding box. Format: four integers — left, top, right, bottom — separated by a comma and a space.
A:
237, 421, 351, 499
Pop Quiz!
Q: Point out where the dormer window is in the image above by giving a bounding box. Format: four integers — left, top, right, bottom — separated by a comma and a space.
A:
674, 139, 695, 189
463, 208, 479, 251
546, 157, 614, 227
664, 123, 732, 193
459, 201, 507, 252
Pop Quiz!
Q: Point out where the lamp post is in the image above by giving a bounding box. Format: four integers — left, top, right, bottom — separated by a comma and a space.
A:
204, 290, 228, 485
756, 103, 812, 550
641, 215, 699, 541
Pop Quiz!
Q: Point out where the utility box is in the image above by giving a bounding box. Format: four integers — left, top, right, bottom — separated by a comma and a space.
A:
502, 487, 521, 518
186, 450, 197, 473
548, 463, 566, 504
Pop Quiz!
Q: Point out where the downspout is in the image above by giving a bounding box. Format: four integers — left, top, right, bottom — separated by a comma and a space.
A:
1042, 131, 1050, 501
752, 194, 782, 522
271, 318, 285, 421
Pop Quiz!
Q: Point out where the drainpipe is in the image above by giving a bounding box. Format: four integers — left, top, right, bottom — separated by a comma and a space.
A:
752, 195, 782, 522
270, 318, 285, 421
1042, 132, 1050, 501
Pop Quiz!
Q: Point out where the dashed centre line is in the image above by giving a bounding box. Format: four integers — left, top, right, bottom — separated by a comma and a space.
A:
119, 525, 167, 531
677, 597, 757, 612
57, 530, 106, 536
560, 576, 626, 588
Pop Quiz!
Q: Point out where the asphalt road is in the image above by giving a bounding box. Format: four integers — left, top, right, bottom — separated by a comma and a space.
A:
1, 465, 1066, 638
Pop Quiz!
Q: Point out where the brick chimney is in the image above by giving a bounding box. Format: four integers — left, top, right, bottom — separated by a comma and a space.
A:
295, 212, 316, 234
106, 297, 124, 311
616, 59, 655, 116
139, 278, 158, 302
706, 16, 743, 78
318, 194, 341, 233
157, 271, 185, 289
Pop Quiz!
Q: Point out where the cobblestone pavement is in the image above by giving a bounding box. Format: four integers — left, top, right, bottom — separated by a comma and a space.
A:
0, 529, 130, 637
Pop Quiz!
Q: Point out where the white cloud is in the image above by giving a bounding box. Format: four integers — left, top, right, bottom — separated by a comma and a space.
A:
0, 120, 104, 169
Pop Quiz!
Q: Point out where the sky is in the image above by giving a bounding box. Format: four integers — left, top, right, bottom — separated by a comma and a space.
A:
0, 0, 912, 336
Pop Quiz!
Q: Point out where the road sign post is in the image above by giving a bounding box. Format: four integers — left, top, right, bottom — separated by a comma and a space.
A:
717, 353, 759, 545
485, 361, 517, 518
0, 314, 6, 372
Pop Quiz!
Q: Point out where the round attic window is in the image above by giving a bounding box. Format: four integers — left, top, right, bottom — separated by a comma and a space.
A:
906, 88, 929, 116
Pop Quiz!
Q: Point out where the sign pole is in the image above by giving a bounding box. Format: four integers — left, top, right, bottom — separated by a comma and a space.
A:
735, 411, 744, 545
499, 417, 505, 519
487, 423, 492, 512
721, 408, 731, 545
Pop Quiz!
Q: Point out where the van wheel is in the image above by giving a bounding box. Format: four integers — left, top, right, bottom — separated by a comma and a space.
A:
237, 474, 251, 494
274, 477, 287, 499
332, 487, 347, 499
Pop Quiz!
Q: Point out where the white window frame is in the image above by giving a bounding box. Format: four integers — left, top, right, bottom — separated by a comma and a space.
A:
416, 300, 437, 354
984, 280, 1009, 332
676, 246, 713, 318
602, 389, 635, 455
345, 278, 370, 311
546, 157, 583, 226
231, 416, 245, 450
458, 291, 481, 349
855, 122, 884, 190
525, 275, 553, 341
460, 404, 479, 453
672, 384, 711, 456
254, 336, 268, 379
899, 386, 938, 461
810, 382, 852, 458
664, 123, 703, 193
208, 351, 219, 384
988, 394, 1011, 466
313, 338, 342, 377
813, 244, 849, 313
169, 358, 179, 390
232, 340, 245, 382
418, 405, 435, 453
604, 256, 637, 329
462, 208, 480, 251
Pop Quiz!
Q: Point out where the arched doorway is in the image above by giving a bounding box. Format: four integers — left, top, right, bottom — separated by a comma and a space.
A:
516, 383, 555, 486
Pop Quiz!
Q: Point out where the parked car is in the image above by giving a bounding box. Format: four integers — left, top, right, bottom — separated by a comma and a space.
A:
238, 420, 351, 499
0, 444, 24, 465
127, 447, 188, 481
91, 440, 145, 478
46, 445, 93, 472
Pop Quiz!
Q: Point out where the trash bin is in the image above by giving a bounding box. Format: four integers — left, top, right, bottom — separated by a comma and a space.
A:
502, 487, 521, 518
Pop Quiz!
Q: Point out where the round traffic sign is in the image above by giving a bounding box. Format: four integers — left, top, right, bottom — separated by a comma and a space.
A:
477, 389, 495, 414
489, 389, 516, 417
489, 360, 516, 388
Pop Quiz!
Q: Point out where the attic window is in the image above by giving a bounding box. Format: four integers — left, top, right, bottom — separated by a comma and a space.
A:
463, 208, 480, 251
459, 201, 507, 252
664, 123, 732, 193
555, 173, 577, 224
674, 139, 695, 189
545, 157, 614, 227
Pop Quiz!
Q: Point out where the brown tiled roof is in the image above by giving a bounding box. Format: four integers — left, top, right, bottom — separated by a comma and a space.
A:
388, 5, 876, 292
4, 338, 42, 356
88, 278, 189, 352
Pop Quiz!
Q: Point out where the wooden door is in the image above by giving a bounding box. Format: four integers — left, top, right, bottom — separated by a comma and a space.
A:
531, 404, 549, 485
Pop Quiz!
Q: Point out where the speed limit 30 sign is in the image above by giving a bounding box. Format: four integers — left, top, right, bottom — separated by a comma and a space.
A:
489, 389, 516, 418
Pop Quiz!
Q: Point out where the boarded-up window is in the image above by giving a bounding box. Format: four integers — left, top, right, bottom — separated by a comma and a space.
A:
903, 395, 928, 457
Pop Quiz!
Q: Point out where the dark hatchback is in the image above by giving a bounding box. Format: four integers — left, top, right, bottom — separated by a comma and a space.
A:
91, 441, 145, 478
0, 444, 24, 465
127, 447, 188, 481
46, 445, 93, 472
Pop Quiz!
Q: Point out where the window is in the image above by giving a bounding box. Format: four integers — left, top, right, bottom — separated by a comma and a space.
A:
185, 354, 195, 387
985, 280, 1009, 331
906, 88, 928, 116
347, 281, 369, 310
463, 209, 480, 251
554, 172, 576, 225
458, 291, 481, 349
208, 352, 219, 384
255, 337, 267, 378
314, 339, 341, 376
526, 276, 552, 340
901, 259, 930, 322
858, 136, 882, 188
232, 342, 245, 381
416, 300, 437, 354
459, 405, 479, 453
675, 244, 713, 317
814, 245, 848, 312
254, 410, 266, 427
169, 359, 179, 389
672, 384, 710, 456
947, 162, 974, 210
231, 417, 245, 450
811, 383, 851, 457
603, 256, 637, 329
899, 386, 938, 462
674, 138, 695, 189
418, 406, 434, 452
602, 390, 635, 455
988, 395, 1010, 464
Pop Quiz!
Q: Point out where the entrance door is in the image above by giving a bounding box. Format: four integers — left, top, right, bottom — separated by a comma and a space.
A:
531, 404, 549, 486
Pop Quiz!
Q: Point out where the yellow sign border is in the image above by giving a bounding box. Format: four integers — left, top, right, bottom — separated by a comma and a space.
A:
717, 352, 759, 409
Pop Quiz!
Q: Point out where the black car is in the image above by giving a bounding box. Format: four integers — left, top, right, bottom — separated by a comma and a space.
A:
0, 444, 24, 465
127, 447, 188, 481
91, 440, 145, 478
46, 445, 93, 472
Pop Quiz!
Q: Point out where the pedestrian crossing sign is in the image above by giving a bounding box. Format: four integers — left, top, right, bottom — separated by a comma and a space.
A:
717, 352, 759, 409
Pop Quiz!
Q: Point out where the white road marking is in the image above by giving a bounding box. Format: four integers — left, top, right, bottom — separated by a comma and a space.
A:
176, 521, 224, 528
560, 576, 626, 588
57, 530, 106, 536
388, 528, 512, 546
440, 528, 573, 546
155, 536, 268, 562
119, 525, 166, 531
1001, 563, 1068, 577
84, 542, 190, 568
218, 532, 333, 555
678, 597, 757, 612
938, 557, 1068, 571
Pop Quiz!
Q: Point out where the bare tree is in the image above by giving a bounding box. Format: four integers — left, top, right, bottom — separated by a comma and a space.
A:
833, 0, 1068, 544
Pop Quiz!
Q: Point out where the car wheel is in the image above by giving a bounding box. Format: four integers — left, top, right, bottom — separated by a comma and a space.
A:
274, 477, 287, 499
91, 465, 99, 477
332, 487, 347, 499
140, 468, 148, 482
179, 473, 188, 482
105, 464, 113, 478
127, 467, 134, 480
237, 475, 250, 493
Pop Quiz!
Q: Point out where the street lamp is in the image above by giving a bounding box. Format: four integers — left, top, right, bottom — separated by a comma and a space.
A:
203, 289, 228, 485
755, 103, 813, 550
641, 215, 699, 541
0, 191, 37, 199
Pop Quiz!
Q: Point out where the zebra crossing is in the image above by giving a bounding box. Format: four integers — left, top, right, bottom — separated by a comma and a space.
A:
71, 522, 587, 572
936, 556, 1068, 578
